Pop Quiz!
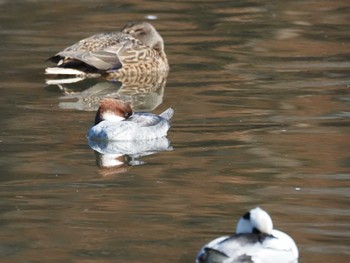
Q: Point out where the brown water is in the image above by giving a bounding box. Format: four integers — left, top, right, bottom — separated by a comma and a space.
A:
0, 0, 349, 262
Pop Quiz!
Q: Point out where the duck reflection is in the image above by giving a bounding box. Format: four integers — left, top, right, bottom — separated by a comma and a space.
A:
89, 137, 172, 174
46, 71, 167, 112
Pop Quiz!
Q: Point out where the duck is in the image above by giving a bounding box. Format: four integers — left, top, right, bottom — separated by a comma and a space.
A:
196, 207, 299, 263
46, 22, 168, 77
87, 98, 173, 141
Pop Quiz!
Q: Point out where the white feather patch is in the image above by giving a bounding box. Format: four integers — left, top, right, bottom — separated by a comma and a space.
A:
45, 77, 85, 85
102, 111, 125, 122
45, 67, 85, 75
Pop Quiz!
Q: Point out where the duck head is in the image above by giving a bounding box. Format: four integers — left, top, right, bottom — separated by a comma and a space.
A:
122, 22, 165, 54
236, 207, 273, 235
94, 98, 133, 125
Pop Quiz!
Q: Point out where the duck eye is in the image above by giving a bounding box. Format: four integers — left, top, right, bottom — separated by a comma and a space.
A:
134, 28, 146, 35
243, 212, 251, 220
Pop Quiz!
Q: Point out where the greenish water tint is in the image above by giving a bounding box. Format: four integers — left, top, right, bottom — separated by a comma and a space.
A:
0, 0, 349, 262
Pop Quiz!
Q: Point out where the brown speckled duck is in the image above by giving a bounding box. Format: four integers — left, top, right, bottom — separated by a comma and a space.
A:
46, 22, 168, 77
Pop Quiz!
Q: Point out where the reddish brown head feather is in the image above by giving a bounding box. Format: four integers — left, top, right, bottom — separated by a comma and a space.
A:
94, 98, 133, 125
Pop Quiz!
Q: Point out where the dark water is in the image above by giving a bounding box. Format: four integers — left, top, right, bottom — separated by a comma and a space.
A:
0, 0, 349, 262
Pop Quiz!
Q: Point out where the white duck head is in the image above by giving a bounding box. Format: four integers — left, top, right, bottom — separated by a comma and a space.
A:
236, 207, 274, 235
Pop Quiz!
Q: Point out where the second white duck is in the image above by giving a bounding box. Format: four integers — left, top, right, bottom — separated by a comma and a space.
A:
196, 207, 299, 263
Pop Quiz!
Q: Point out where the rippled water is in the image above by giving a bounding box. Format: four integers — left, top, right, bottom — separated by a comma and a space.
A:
0, 0, 349, 262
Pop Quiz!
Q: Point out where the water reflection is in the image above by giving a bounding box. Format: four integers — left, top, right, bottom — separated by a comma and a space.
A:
46, 58, 171, 174
46, 71, 167, 112
1, 0, 349, 262
89, 137, 172, 175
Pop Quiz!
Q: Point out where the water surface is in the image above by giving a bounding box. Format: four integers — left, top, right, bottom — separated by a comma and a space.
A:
0, 0, 349, 262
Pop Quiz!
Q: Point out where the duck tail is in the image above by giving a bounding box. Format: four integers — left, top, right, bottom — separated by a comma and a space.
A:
159, 108, 174, 121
